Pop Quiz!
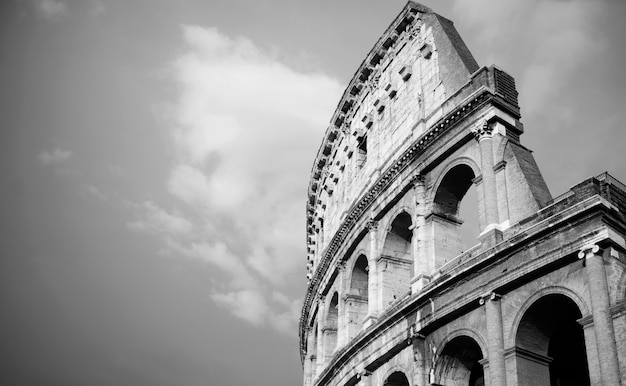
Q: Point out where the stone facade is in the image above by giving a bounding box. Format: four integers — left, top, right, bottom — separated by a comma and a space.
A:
300, 2, 626, 386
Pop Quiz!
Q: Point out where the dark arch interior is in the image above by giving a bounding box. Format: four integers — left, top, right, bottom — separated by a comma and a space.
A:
327, 292, 338, 327
382, 212, 412, 260
350, 255, 368, 297
433, 164, 479, 252
437, 335, 484, 386
383, 371, 409, 386
433, 164, 475, 217
516, 294, 590, 386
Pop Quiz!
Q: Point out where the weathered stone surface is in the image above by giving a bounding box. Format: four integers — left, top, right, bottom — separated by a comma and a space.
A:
301, 2, 626, 386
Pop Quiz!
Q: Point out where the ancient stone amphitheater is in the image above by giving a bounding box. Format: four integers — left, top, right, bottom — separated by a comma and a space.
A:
300, 2, 626, 386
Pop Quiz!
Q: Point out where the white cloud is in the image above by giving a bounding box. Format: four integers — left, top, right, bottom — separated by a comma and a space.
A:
127, 201, 193, 236
38, 147, 73, 165
155, 25, 342, 331
211, 289, 301, 334
211, 290, 268, 326
32, 0, 68, 21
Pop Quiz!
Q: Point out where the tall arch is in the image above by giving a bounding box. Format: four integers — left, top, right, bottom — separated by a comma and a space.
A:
513, 293, 590, 386
322, 292, 339, 361
433, 335, 484, 386
429, 163, 479, 269
346, 254, 368, 339
380, 211, 413, 306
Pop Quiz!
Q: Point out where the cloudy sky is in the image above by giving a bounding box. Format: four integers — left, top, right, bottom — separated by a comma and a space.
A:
1, 0, 625, 385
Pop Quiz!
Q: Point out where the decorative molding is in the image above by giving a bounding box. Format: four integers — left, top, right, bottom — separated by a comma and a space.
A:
478, 292, 501, 305
493, 160, 507, 173
471, 119, 494, 141
578, 244, 600, 260
504, 346, 552, 366
410, 174, 425, 187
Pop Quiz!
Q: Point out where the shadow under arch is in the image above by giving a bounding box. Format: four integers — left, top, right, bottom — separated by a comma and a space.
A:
322, 291, 339, 360
346, 254, 368, 339
507, 285, 590, 347
512, 293, 590, 386
383, 370, 410, 386
380, 211, 413, 306
432, 335, 485, 386
428, 162, 480, 269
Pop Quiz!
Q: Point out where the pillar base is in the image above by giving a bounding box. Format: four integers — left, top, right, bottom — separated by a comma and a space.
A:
363, 314, 378, 328
411, 274, 432, 294
478, 226, 503, 248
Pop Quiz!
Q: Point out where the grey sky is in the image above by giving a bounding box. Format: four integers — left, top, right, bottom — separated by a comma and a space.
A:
1, 0, 625, 385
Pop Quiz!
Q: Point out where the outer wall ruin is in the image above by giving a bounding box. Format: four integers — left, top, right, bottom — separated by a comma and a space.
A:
301, 2, 626, 386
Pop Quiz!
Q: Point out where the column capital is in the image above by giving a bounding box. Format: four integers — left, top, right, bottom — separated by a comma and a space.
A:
366, 220, 378, 232
578, 244, 601, 260
479, 292, 502, 305
471, 119, 494, 141
337, 261, 347, 272
410, 173, 426, 188
356, 369, 371, 380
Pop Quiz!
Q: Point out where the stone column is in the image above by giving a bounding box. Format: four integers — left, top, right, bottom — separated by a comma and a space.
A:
482, 292, 507, 386
316, 296, 326, 374
304, 326, 315, 386
337, 262, 347, 348
410, 175, 430, 293
364, 220, 379, 327
472, 120, 501, 242
578, 244, 621, 385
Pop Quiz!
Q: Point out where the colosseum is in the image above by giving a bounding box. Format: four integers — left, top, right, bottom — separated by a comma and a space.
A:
299, 2, 626, 386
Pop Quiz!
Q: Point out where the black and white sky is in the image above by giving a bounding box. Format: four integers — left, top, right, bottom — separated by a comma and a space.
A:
2, 0, 626, 385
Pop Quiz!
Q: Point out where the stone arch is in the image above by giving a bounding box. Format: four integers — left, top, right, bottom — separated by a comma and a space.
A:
345, 248, 368, 286
381, 205, 414, 234
383, 370, 411, 386
432, 334, 485, 386
430, 161, 479, 219
437, 328, 489, 360
346, 254, 369, 339
322, 291, 339, 360
512, 293, 590, 386
380, 211, 414, 306
428, 160, 481, 269
429, 157, 481, 202
507, 285, 589, 347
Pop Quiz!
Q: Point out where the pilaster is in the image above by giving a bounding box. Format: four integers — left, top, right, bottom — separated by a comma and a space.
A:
481, 292, 507, 386
364, 220, 379, 327
337, 262, 347, 348
410, 175, 431, 293
578, 244, 621, 385
472, 120, 503, 246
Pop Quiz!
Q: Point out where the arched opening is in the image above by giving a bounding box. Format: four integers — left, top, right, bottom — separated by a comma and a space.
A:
383, 371, 410, 386
431, 164, 478, 268
380, 212, 413, 306
434, 335, 484, 386
346, 255, 368, 339
514, 294, 590, 386
323, 292, 339, 360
